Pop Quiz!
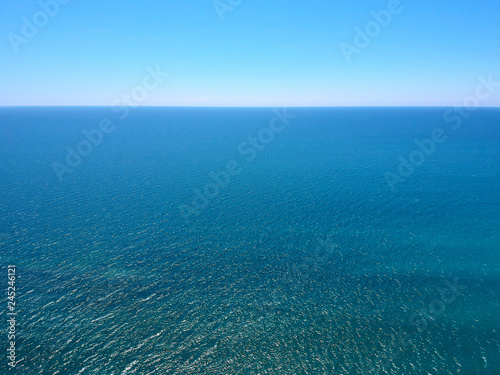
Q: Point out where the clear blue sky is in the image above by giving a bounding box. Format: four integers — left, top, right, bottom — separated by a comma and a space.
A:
1, 0, 499, 106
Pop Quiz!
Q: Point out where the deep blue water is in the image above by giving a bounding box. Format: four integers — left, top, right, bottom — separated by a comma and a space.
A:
0, 107, 499, 374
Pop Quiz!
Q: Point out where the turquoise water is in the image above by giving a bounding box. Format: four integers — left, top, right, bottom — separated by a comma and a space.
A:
1, 107, 499, 374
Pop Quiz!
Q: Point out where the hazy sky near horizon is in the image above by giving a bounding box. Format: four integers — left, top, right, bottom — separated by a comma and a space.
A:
1, 0, 499, 106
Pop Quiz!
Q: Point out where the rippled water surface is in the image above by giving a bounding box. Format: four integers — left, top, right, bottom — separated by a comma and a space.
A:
1, 107, 499, 374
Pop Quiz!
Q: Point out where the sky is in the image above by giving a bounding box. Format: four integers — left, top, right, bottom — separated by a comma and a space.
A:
0, 0, 499, 106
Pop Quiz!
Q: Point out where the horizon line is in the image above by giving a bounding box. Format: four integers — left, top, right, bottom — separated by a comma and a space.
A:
1, 105, 500, 108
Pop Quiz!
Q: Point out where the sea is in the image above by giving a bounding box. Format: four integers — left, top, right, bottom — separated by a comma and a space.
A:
0, 107, 499, 374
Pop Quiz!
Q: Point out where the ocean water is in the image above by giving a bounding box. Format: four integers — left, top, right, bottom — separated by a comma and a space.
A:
0, 107, 499, 374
